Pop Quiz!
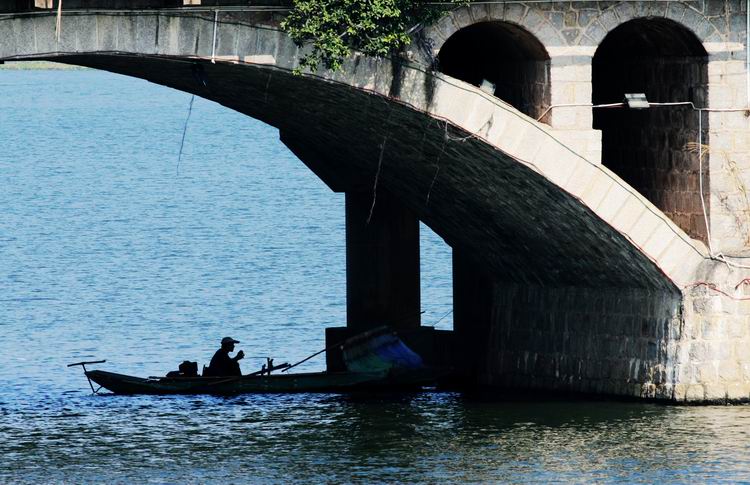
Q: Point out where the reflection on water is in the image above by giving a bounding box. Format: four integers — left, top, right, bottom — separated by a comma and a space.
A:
2, 69, 750, 483
5, 391, 750, 483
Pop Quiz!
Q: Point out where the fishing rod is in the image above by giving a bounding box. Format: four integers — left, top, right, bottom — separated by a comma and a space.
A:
281, 310, 426, 373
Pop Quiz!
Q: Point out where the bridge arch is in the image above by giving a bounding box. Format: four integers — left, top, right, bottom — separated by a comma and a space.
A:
0, 9, 707, 289
593, 18, 709, 243
5, 8, 738, 401
421, 6, 564, 64
581, 3, 723, 46
436, 21, 550, 122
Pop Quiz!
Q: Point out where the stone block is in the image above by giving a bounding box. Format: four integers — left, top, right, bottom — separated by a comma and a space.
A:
215, 17, 239, 57
672, 383, 688, 401
726, 383, 750, 401
696, 362, 718, 383
549, 105, 578, 128
669, 251, 707, 288
627, 208, 665, 249
468, 4, 491, 23
531, 140, 580, 187
594, 179, 632, 222
580, 175, 614, 209
549, 129, 600, 162
573, 82, 592, 104
655, 237, 693, 281
464, 98, 503, 139
486, 2, 505, 21
74, 15, 100, 51
708, 62, 727, 84
677, 362, 694, 382
253, 28, 280, 63
642, 225, 677, 262
498, 119, 534, 157
734, 339, 750, 362
450, 7, 472, 31
689, 341, 709, 361
275, 35, 299, 72
114, 15, 137, 52
483, 106, 511, 142
237, 22, 258, 59
9, 18, 29, 56
562, 158, 599, 196
55, 15, 81, 53
666, 2, 688, 22
550, 80, 578, 106
691, 293, 722, 314
733, 131, 750, 151
550, 63, 579, 83
709, 83, 737, 108
158, 14, 183, 55
708, 340, 733, 361
719, 361, 742, 382
503, 3, 528, 24
510, 128, 550, 165
727, 318, 747, 338
134, 15, 159, 55
686, 384, 705, 401
704, 383, 728, 401
430, 80, 474, 123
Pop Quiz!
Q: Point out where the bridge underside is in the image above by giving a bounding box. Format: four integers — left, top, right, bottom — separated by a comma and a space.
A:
29, 53, 692, 399
51, 54, 672, 288
1, 0, 747, 401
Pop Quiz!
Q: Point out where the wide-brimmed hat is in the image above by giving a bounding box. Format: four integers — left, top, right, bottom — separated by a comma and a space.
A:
221, 337, 240, 345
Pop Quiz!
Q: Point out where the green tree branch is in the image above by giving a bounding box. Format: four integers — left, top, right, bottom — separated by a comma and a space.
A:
281, 0, 465, 73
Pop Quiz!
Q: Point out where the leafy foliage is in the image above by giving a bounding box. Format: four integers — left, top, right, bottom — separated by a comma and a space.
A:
281, 0, 465, 73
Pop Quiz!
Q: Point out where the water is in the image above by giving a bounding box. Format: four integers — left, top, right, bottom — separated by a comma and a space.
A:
2, 69, 750, 484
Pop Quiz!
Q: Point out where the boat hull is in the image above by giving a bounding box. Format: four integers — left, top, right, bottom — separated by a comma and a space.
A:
85, 369, 398, 395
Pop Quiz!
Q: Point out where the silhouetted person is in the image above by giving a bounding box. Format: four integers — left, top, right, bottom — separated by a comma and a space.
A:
205, 337, 244, 377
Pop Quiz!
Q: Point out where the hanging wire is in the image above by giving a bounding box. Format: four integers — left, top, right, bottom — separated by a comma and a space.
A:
176, 95, 195, 176
429, 308, 453, 327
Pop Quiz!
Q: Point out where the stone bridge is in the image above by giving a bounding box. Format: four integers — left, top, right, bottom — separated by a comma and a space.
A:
2, 0, 750, 402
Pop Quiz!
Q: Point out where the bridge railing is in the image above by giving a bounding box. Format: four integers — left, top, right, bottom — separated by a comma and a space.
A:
0, 0, 291, 13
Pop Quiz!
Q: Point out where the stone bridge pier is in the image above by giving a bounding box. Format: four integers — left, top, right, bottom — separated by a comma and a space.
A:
2, 0, 750, 402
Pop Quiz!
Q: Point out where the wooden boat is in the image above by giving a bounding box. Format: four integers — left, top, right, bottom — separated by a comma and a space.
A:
71, 326, 444, 395
84, 369, 395, 395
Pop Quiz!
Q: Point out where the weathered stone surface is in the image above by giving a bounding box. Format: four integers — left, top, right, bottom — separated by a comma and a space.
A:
1, 2, 748, 402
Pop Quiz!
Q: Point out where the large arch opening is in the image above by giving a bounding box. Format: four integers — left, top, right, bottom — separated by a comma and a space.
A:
593, 18, 709, 243
437, 21, 550, 121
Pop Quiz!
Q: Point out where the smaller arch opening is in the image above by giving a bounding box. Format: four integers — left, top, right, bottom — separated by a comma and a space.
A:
593, 18, 709, 243
437, 22, 551, 121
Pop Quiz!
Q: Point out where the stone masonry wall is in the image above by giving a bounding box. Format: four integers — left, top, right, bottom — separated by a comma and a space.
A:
594, 56, 709, 243
474, 278, 750, 402
481, 284, 684, 400
419, 0, 750, 252
676, 282, 750, 401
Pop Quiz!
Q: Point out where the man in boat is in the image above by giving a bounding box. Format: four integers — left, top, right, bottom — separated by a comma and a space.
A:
204, 337, 245, 377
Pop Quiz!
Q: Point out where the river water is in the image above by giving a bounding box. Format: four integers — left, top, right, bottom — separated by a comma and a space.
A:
2, 68, 750, 483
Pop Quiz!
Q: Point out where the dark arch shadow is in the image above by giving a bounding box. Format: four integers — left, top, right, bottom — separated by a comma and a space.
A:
593, 18, 709, 243
437, 21, 550, 122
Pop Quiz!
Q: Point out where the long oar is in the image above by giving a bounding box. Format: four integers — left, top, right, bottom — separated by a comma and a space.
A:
282, 310, 425, 373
